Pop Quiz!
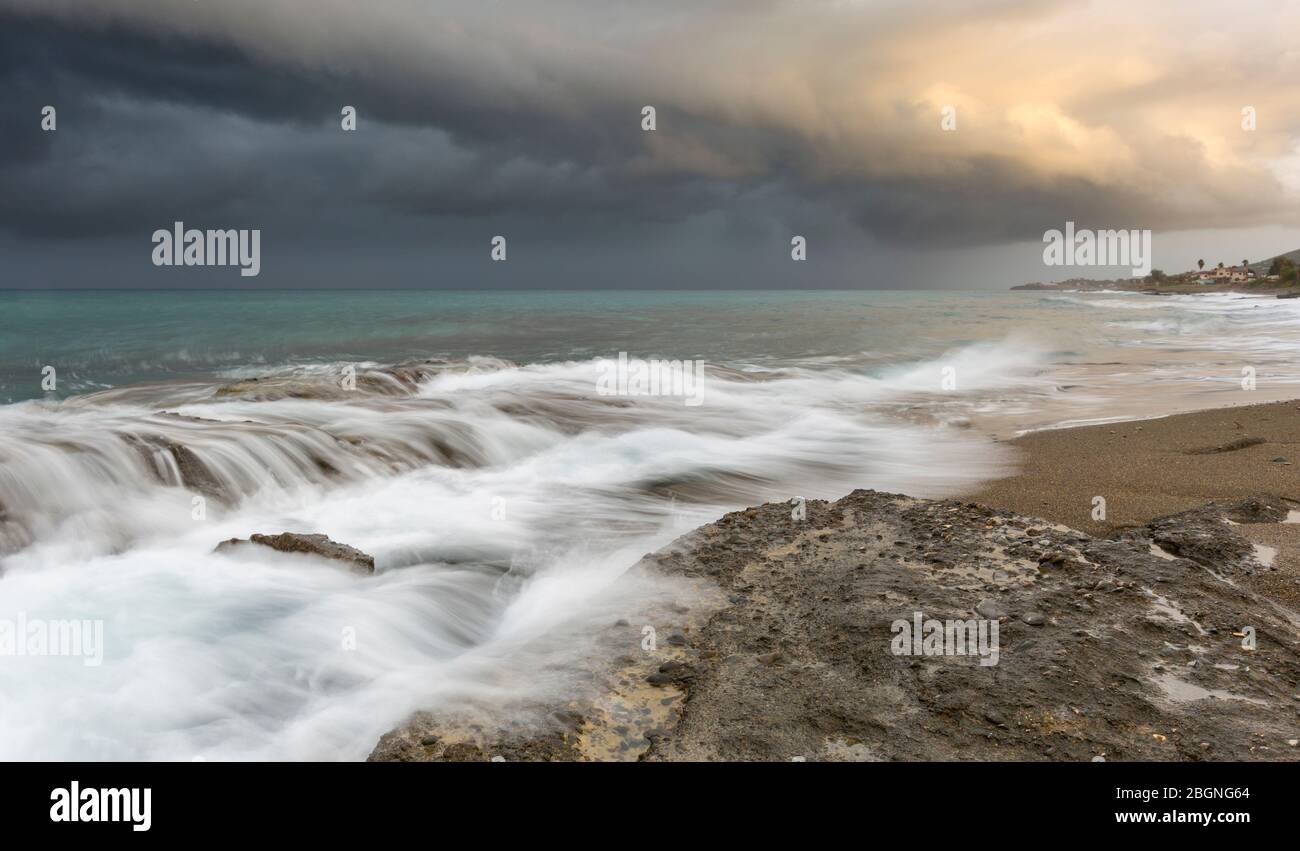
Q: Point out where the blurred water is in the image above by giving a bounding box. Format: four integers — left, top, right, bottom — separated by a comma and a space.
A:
1, 288, 1297, 759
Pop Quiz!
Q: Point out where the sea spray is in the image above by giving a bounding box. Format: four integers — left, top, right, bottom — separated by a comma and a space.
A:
3, 289, 1300, 758
0, 354, 1015, 759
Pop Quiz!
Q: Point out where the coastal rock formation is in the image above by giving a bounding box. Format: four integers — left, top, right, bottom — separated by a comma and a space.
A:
370, 490, 1300, 762
120, 433, 229, 503
215, 532, 376, 573
1134, 497, 1290, 576
0, 497, 26, 557
212, 358, 516, 401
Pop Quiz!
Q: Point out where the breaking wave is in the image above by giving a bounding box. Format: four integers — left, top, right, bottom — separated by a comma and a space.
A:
0, 348, 1023, 759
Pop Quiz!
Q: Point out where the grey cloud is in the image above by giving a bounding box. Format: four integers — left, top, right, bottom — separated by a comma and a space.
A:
1, 0, 1297, 289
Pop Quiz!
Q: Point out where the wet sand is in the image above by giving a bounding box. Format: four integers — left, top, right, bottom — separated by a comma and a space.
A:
963, 398, 1300, 606
964, 399, 1300, 534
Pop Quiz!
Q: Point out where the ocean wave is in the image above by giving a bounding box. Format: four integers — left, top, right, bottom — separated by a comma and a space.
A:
0, 346, 1027, 759
4, 289, 1299, 759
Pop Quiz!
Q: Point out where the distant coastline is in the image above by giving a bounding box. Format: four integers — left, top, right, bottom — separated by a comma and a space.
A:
1011, 277, 1300, 297
1013, 247, 1300, 297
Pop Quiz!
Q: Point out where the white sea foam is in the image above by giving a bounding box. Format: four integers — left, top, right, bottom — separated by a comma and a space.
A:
0, 349, 1020, 759
3, 288, 1300, 759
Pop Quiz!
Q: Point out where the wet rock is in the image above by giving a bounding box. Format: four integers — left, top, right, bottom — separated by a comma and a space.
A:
123, 434, 228, 502
548, 710, 584, 731
167, 443, 212, 490
213, 361, 473, 403
1221, 495, 1291, 523
984, 710, 1007, 727
371, 489, 1300, 763
1144, 500, 1269, 573
215, 532, 376, 573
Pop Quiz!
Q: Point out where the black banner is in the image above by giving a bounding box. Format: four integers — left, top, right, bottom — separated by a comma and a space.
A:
2, 761, 1283, 837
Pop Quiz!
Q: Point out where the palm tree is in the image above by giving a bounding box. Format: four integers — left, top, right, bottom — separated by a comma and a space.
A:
1243, 259, 1249, 268
1197, 259, 1205, 271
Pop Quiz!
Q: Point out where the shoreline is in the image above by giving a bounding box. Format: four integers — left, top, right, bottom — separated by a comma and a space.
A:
1011, 282, 1300, 297
962, 398, 1300, 610
965, 399, 1300, 535
370, 399, 1300, 762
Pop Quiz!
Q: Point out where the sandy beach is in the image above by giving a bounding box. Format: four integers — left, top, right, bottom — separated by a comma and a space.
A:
963, 399, 1300, 607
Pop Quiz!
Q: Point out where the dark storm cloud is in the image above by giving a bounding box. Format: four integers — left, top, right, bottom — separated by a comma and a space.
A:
1, 0, 1297, 288
0, 12, 789, 246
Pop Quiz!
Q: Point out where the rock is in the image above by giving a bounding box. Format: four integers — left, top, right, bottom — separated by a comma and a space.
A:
1144, 503, 1261, 573
215, 532, 375, 573
370, 489, 1300, 763
166, 443, 226, 502
548, 710, 583, 730
123, 434, 228, 502
1219, 495, 1291, 523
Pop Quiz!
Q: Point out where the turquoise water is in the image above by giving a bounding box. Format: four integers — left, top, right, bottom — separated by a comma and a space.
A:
2, 287, 1298, 759
1, 289, 1065, 403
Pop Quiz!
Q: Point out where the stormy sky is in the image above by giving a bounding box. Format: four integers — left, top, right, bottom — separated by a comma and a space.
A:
3, 0, 1299, 289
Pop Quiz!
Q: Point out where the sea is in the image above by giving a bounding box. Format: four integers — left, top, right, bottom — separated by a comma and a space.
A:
1, 288, 1297, 759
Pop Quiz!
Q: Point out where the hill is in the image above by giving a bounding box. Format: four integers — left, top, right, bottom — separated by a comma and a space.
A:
1250, 248, 1300, 277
